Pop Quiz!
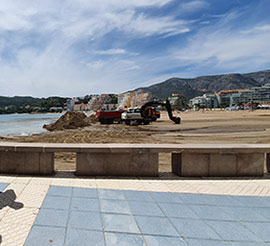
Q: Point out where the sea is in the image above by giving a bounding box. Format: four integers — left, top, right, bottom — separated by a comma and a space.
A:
0, 113, 63, 136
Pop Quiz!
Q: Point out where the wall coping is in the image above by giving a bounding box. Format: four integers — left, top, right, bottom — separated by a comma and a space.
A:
1, 142, 270, 153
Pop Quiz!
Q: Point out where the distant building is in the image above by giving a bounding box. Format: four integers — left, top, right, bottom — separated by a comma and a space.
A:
216, 89, 250, 107
101, 104, 117, 111
168, 94, 180, 105
74, 103, 86, 112
118, 90, 152, 108
87, 94, 111, 111
168, 94, 188, 108
49, 107, 63, 112
189, 83, 270, 109
217, 84, 270, 107
250, 83, 270, 103
130, 89, 152, 107
118, 92, 135, 108
189, 94, 218, 109
67, 99, 75, 111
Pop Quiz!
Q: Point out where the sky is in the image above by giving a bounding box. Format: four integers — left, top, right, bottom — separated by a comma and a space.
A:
0, 0, 269, 97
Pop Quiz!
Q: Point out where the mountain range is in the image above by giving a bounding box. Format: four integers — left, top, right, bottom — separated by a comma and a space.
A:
135, 70, 270, 100
1, 70, 270, 109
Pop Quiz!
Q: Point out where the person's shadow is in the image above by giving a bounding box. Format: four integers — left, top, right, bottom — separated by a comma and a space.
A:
0, 189, 24, 244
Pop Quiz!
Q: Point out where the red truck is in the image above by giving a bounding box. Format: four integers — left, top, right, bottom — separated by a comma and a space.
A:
96, 110, 124, 124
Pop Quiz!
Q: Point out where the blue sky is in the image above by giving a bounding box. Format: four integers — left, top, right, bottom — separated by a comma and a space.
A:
0, 0, 269, 97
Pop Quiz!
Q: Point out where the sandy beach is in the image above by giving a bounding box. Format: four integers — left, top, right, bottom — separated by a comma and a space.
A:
2, 110, 270, 172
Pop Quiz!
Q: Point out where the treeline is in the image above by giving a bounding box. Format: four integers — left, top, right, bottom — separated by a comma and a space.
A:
0, 96, 70, 114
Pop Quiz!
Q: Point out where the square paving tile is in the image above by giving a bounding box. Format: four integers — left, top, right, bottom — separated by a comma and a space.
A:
103, 213, 140, 234
100, 199, 131, 214
255, 207, 270, 220
206, 220, 262, 242
124, 190, 154, 202
221, 207, 268, 222
177, 194, 243, 207
98, 189, 125, 200
150, 192, 183, 204
170, 218, 221, 240
129, 201, 164, 217
144, 235, 186, 246
229, 242, 269, 246
135, 215, 179, 237
105, 232, 145, 246
234, 196, 270, 208
190, 194, 243, 207
189, 205, 233, 221
72, 187, 98, 198
177, 193, 214, 205
47, 186, 73, 197
25, 225, 66, 246
0, 182, 9, 192
68, 210, 103, 231
71, 197, 100, 212
34, 208, 69, 227
159, 203, 199, 219
41, 196, 71, 210
242, 222, 270, 242
24, 185, 270, 246
184, 238, 229, 246
65, 228, 105, 246
212, 195, 245, 207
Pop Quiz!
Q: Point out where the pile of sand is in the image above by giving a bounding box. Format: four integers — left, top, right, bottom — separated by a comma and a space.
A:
87, 114, 97, 124
43, 112, 96, 132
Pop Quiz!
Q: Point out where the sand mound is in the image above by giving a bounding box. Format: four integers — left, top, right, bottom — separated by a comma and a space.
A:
86, 114, 97, 124
43, 112, 95, 132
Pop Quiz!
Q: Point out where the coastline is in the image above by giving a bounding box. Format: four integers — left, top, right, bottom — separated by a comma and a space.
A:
0, 112, 63, 136
2, 110, 270, 171
2, 110, 270, 144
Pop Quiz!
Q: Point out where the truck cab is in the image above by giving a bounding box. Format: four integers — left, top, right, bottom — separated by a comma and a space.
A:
121, 107, 148, 125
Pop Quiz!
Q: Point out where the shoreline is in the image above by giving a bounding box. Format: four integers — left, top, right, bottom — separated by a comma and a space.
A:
1, 110, 270, 171
0, 110, 97, 116
0, 112, 65, 116
0, 112, 64, 136
1, 109, 270, 144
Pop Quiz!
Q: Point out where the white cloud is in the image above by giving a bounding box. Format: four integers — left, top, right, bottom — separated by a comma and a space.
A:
91, 49, 127, 55
0, 0, 268, 97
173, 13, 270, 73
0, 1, 182, 40
180, 1, 209, 12
241, 24, 270, 34
86, 61, 105, 71
125, 14, 190, 37
0, 0, 194, 96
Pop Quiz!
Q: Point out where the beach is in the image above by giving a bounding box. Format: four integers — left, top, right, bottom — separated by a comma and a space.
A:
2, 110, 270, 172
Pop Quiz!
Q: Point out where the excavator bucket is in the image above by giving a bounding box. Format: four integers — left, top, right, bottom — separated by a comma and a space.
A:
165, 100, 181, 124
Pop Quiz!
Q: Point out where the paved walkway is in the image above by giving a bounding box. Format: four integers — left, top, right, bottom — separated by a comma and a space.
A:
1, 173, 270, 245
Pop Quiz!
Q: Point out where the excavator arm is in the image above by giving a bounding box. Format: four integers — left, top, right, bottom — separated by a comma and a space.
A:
140, 99, 181, 124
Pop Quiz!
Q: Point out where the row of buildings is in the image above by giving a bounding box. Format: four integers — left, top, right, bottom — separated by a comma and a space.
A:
67, 83, 270, 112
189, 83, 270, 109
67, 90, 152, 112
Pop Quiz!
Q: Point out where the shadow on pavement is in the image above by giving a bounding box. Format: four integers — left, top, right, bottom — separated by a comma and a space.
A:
0, 189, 24, 210
0, 189, 24, 244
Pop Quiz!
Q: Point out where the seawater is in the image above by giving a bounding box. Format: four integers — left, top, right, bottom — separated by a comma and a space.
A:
0, 113, 63, 136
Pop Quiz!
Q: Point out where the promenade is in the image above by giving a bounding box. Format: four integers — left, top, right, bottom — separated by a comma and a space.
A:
1, 172, 270, 245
